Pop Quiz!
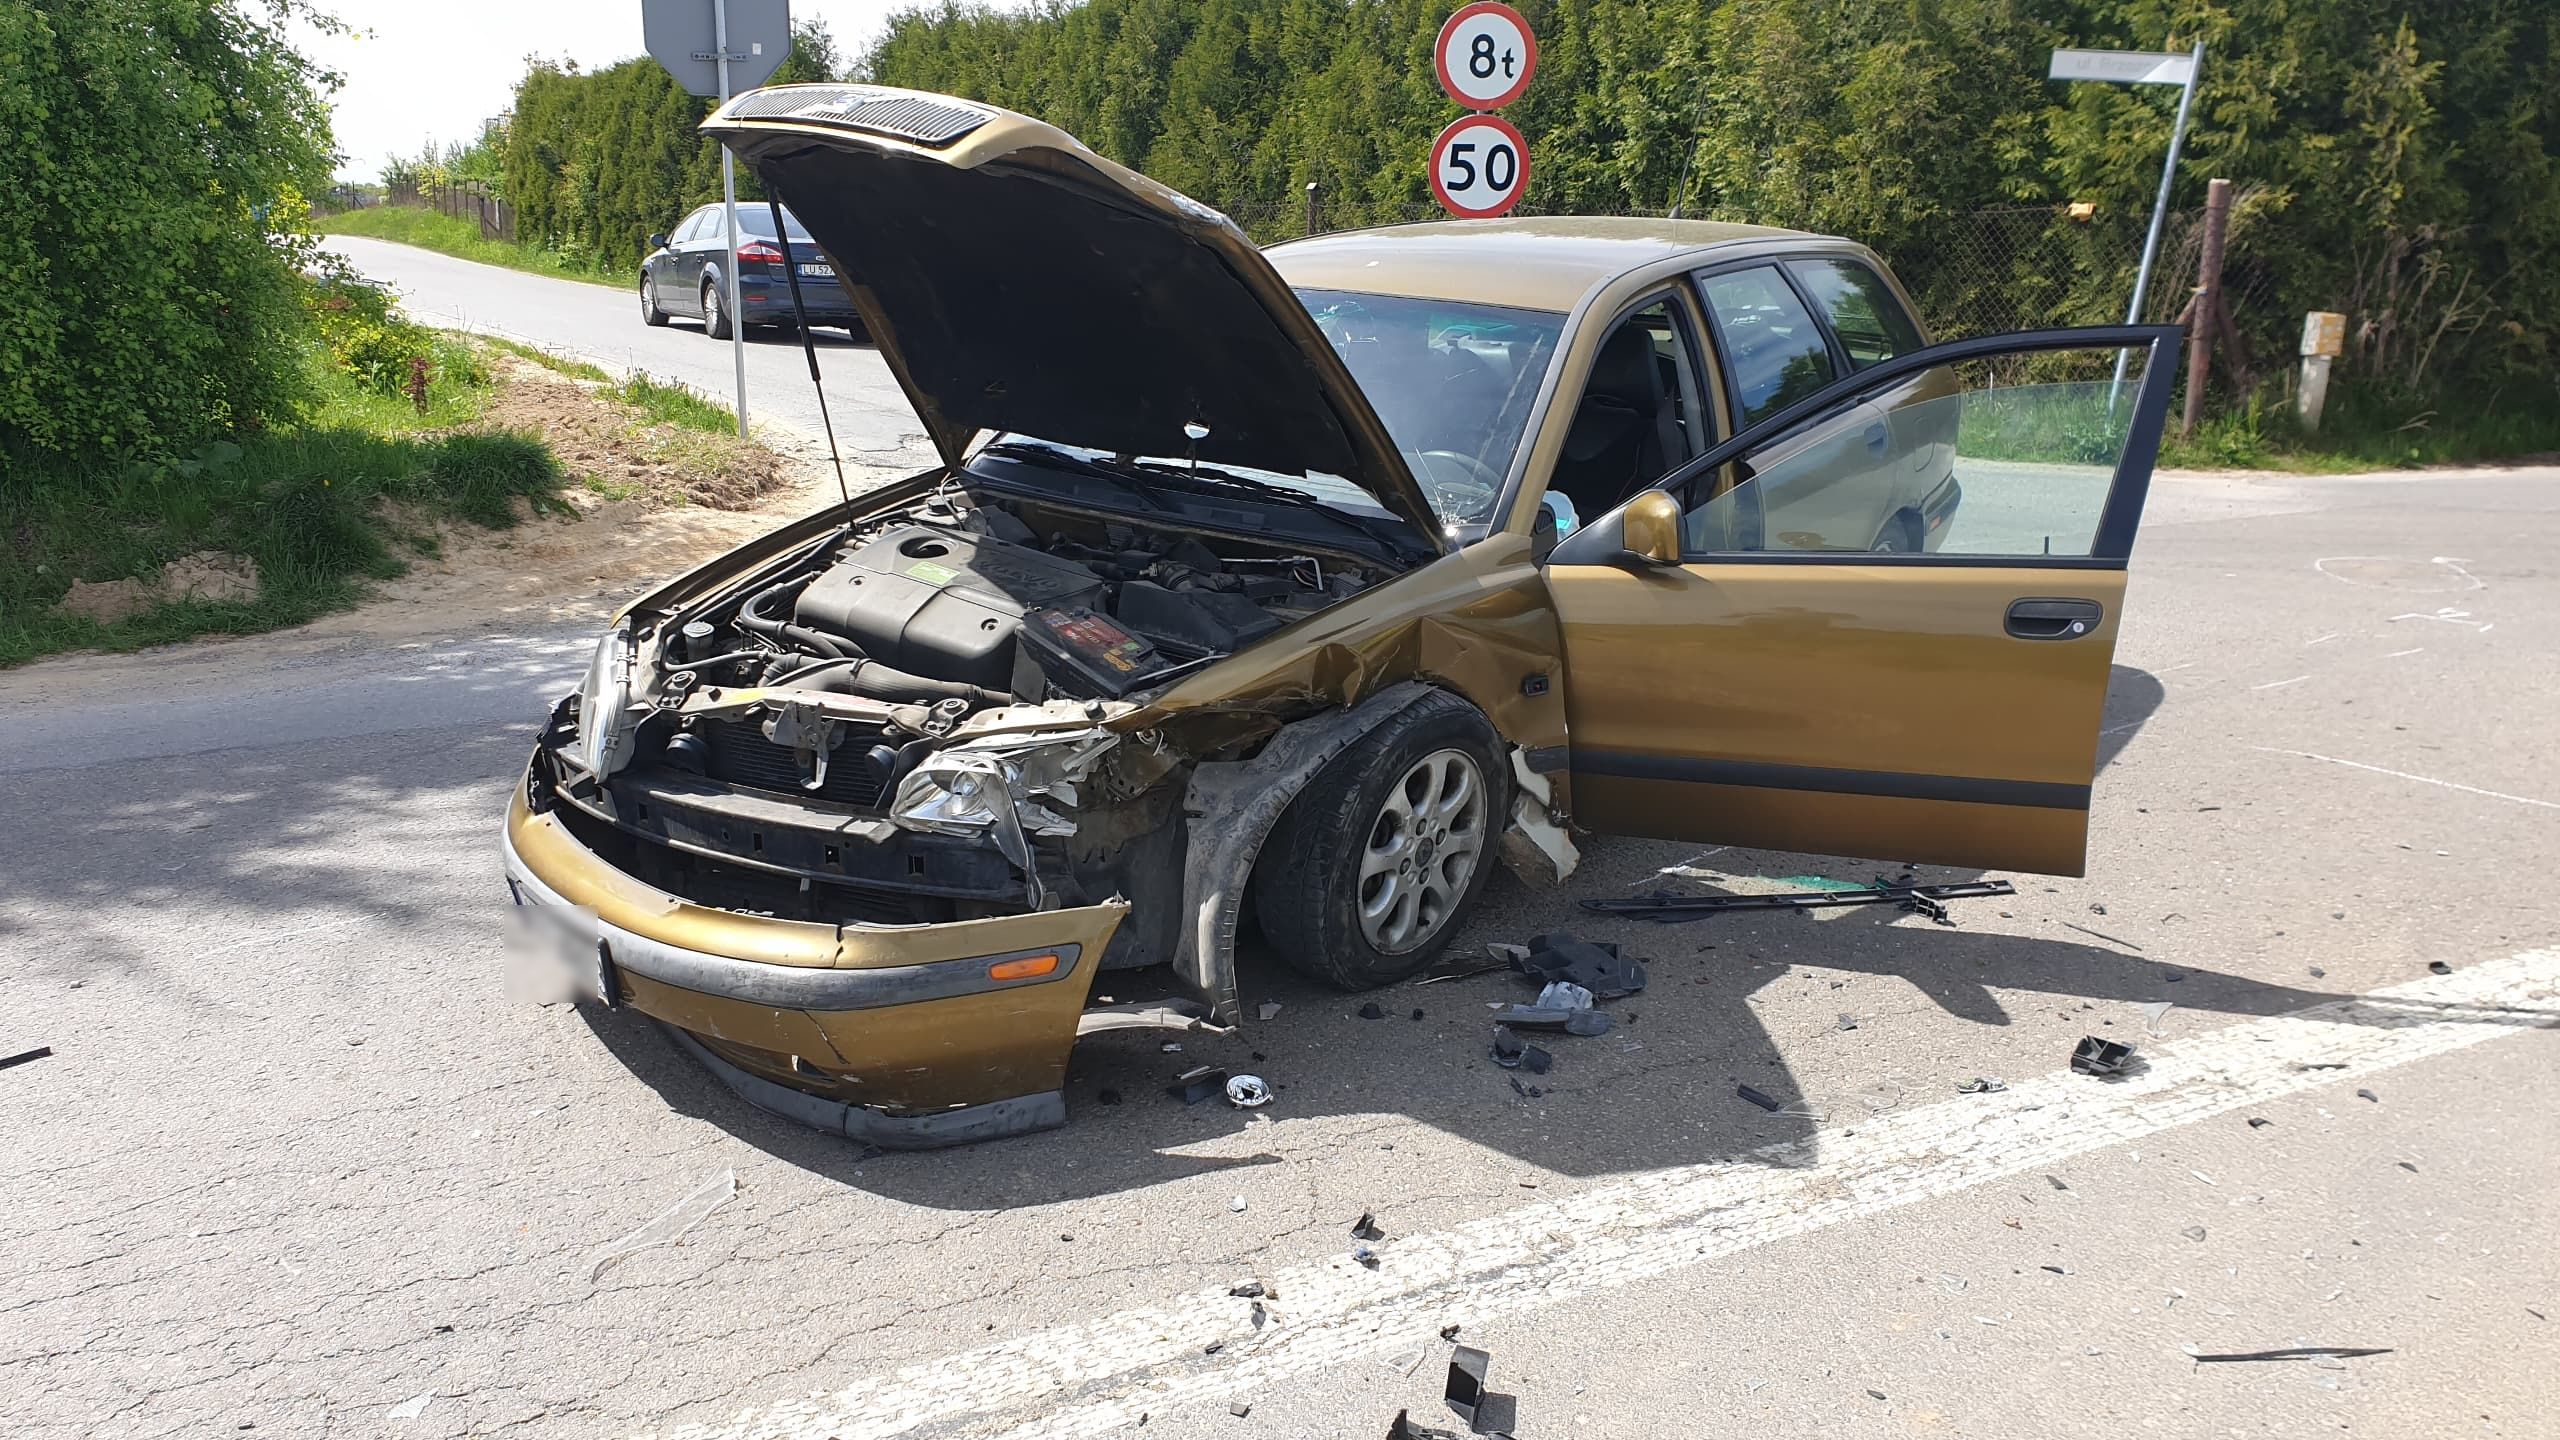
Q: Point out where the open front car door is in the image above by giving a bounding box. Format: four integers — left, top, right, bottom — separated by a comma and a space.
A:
1544, 326, 2184, 876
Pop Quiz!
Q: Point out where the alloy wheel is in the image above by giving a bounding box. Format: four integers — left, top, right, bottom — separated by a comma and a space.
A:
1354, 748, 1489, 954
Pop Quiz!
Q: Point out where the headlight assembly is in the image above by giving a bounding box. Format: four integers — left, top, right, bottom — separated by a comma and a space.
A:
575, 621, 639, 779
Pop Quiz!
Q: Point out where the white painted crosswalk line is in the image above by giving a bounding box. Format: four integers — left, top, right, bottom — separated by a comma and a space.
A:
652, 949, 2560, 1440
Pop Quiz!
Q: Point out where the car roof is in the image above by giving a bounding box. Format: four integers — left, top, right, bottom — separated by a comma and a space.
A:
1266, 215, 1831, 314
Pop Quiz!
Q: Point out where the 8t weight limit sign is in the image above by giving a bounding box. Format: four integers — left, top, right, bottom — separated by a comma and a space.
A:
1434, 2, 1538, 110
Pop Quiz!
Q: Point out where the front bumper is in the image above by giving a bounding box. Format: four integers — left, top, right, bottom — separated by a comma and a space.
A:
503, 784, 1126, 1147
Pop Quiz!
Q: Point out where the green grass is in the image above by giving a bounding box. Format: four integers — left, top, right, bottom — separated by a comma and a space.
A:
477, 334, 738, 438
615, 372, 740, 436
1, 344, 566, 667
316, 205, 623, 289
480, 334, 612, 383
2158, 389, 2560, 473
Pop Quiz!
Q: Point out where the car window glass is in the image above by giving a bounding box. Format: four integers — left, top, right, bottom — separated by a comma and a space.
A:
1540, 296, 1707, 533
1787, 258, 1924, 369
1678, 343, 2152, 558
1700, 266, 1836, 427
739, 208, 813, 242
674, 210, 712, 244
1298, 288, 1564, 528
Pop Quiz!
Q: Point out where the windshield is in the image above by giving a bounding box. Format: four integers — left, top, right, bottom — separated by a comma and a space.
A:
1297, 288, 1564, 527
974, 290, 1565, 534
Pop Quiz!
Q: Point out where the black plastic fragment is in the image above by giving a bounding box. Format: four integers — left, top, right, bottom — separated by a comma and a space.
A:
1490, 1025, 1525, 1068
2428, 961, 2452, 975
1737, 1084, 1783, 1112
1359, 1002, 1387, 1020
0, 1046, 51, 1071
2070, 1036, 2135, 1076
1167, 1065, 1230, 1104
1387, 1409, 1461, 1440
1515, 931, 1647, 998
2190, 1345, 2393, 1363
1519, 1045, 1553, 1075
1351, 1212, 1386, 1242
1445, 1345, 1519, 1435
1228, 1281, 1266, 1298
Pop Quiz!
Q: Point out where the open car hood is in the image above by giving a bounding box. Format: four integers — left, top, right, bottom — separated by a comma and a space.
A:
702, 85, 1444, 553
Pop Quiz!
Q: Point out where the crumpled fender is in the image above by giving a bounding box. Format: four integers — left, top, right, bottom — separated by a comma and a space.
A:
1172, 681, 1438, 1023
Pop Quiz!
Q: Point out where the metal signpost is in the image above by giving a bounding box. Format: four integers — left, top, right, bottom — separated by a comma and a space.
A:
642, 0, 791, 438
2050, 43, 2205, 402
1430, 3, 1537, 221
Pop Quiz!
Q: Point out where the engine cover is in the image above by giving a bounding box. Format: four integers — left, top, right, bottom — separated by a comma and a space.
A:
795, 525, 1104, 690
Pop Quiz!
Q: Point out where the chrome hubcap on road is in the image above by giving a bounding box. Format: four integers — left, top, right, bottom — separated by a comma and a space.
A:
1355, 748, 1487, 954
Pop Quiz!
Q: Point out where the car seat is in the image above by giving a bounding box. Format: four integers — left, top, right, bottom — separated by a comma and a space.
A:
1549, 322, 1687, 519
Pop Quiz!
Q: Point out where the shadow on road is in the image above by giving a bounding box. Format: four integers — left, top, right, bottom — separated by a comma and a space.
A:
20, 661, 2523, 1211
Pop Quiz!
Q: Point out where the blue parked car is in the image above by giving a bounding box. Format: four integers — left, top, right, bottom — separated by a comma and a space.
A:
639, 203, 866, 341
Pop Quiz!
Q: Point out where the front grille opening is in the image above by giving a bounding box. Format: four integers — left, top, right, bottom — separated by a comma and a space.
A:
550, 801, 973, 926
701, 719, 889, 810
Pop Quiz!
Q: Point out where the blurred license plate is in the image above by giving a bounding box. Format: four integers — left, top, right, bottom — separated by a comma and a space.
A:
798, 262, 834, 278
504, 881, 610, 1005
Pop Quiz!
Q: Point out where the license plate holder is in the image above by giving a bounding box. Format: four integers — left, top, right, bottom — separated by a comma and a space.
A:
505, 880, 613, 1006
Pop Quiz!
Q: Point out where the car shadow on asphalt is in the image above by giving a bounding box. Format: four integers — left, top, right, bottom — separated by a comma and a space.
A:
550, 663, 2505, 1208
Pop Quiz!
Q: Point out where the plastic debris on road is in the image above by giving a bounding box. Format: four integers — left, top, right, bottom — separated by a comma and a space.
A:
1168, 1065, 1230, 1105
1224, 1073, 1272, 1109
587, 1168, 736, 1281
1445, 1344, 1519, 1436
388, 1394, 432, 1421
1957, 1077, 2008, 1094
1737, 1083, 1784, 1113
1351, 1211, 1387, 1242
2070, 1035, 2137, 1077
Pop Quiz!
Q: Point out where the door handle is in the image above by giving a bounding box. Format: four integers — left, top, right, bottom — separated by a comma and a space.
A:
2005, 597, 2103, 640
1862, 422, 1889, 455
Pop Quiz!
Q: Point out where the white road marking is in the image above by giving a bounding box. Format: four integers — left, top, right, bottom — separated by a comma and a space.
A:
2252, 746, 2560, 811
2250, 675, 2310, 691
652, 950, 2560, 1440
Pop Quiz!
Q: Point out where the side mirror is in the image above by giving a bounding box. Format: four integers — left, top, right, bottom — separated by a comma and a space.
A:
1529, 500, 1560, 565
1616, 489, 1682, 570
647, 233, 667, 251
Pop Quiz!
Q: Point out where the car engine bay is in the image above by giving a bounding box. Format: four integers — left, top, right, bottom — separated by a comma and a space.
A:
536, 484, 1391, 940
675, 487, 1378, 722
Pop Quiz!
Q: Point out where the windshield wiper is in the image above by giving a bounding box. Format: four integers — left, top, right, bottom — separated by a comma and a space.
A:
1134, 462, 1424, 557
977, 441, 1170, 510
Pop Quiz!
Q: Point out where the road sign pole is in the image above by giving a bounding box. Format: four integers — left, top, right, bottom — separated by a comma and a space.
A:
2111, 40, 2204, 406
715, 0, 747, 438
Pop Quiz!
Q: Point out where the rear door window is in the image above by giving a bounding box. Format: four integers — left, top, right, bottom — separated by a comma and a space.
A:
1786, 258, 1925, 369
1698, 266, 1836, 427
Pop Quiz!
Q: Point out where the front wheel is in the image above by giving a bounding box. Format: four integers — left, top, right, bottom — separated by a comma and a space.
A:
640, 276, 668, 327
701, 278, 733, 340
1253, 692, 1508, 989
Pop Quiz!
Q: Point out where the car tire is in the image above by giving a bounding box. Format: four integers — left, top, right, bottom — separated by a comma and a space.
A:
1253, 691, 1510, 990
640, 276, 669, 327
702, 278, 733, 340
1870, 511, 1922, 553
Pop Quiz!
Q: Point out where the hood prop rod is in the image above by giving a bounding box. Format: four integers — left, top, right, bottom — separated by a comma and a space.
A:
765, 194, 855, 515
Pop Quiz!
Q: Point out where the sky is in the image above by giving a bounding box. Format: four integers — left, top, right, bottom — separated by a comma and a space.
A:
292, 0, 1004, 182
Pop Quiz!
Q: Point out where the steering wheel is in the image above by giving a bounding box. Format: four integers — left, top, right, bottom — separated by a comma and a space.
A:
1411, 449, 1502, 522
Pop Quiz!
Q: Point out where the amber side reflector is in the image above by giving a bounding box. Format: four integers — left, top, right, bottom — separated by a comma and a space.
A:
988, 953, 1060, 982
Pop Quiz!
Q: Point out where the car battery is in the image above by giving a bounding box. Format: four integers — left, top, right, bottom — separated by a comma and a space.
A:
1020, 606, 1166, 698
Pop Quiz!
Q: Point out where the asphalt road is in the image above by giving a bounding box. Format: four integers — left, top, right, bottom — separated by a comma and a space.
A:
3, 251, 2556, 1436
321, 236, 939, 466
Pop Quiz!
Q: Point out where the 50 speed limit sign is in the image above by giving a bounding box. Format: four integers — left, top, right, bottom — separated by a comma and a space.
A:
1434, 2, 1538, 110
1429, 114, 1531, 219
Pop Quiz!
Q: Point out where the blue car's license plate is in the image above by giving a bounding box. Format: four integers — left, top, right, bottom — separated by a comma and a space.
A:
798, 262, 834, 279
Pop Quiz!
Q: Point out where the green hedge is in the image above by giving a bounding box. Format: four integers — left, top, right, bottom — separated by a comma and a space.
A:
0, 0, 336, 462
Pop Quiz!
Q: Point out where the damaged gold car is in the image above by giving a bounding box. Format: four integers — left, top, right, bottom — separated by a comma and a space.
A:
500, 84, 2183, 1146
